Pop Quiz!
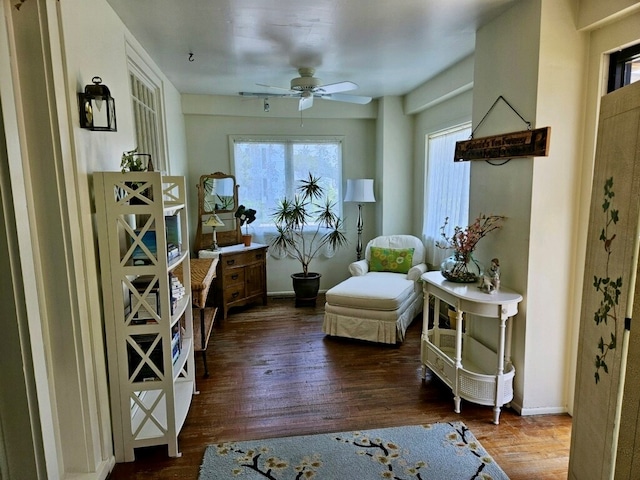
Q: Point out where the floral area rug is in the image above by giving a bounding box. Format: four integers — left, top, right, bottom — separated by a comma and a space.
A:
199, 421, 509, 479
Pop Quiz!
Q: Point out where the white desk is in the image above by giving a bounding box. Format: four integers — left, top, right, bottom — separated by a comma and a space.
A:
420, 271, 522, 424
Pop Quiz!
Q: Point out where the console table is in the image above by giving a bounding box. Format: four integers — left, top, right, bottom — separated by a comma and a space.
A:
420, 271, 522, 424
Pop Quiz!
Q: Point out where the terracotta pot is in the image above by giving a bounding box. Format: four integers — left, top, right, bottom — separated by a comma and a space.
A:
242, 234, 252, 247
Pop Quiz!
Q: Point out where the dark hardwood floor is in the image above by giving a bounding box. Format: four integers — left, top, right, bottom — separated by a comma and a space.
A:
109, 295, 572, 479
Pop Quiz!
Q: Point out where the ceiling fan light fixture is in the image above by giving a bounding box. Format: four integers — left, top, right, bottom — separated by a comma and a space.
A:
291, 75, 322, 92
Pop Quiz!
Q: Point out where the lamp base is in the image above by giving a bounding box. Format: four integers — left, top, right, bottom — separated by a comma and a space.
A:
356, 204, 364, 261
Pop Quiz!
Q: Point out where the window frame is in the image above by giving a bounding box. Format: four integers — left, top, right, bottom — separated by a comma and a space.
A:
229, 135, 345, 233
126, 42, 168, 174
607, 42, 640, 93
422, 123, 472, 269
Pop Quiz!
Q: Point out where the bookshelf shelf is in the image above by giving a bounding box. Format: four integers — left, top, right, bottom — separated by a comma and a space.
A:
94, 172, 195, 462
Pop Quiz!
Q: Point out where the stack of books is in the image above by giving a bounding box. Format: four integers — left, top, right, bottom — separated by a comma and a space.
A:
171, 324, 181, 364
167, 243, 180, 261
130, 275, 160, 323
169, 273, 186, 314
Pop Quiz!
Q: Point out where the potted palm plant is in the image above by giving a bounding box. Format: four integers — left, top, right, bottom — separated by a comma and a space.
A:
271, 173, 348, 306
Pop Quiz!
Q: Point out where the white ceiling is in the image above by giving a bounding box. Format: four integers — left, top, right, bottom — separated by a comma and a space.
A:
107, 0, 519, 99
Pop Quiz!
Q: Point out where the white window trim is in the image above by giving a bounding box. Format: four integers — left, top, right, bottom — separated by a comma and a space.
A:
125, 41, 168, 174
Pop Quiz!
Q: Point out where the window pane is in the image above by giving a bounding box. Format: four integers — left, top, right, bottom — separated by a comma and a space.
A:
423, 125, 472, 268
233, 140, 342, 230
625, 57, 640, 85
129, 73, 161, 169
608, 43, 640, 92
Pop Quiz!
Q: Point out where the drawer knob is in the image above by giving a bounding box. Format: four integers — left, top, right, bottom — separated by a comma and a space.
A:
256, 254, 263, 259
231, 292, 239, 299
231, 274, 239, 280
226, 259, 235, 266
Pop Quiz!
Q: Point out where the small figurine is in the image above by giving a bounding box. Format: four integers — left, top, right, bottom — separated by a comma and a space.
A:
489, 258, 500, 290
479, 275, 496, 294
479, 258, 501, 294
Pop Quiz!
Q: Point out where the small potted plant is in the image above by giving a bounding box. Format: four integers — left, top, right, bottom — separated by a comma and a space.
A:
270, 173, 348, 306
120, 148, 153, 173
235, 205, 257, 246
120, 148, 153, 203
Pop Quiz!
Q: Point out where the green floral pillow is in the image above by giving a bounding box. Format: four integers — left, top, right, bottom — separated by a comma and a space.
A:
369, 247, 415, 274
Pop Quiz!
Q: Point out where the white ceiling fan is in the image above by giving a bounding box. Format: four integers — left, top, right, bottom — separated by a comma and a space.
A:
239, 67, 372, 111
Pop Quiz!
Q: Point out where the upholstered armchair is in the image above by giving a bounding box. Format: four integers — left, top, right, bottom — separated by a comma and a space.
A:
323, 235, 427, 344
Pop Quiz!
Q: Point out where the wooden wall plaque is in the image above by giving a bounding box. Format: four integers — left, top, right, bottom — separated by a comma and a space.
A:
454, 126, 551, 162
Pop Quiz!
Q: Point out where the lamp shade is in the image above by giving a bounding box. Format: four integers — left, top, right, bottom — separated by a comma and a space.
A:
344, 179, 376, 203
204, 214, 225, 227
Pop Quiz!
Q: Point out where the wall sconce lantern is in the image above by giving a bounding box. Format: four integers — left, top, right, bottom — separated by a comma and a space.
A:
78, 76, 117, 131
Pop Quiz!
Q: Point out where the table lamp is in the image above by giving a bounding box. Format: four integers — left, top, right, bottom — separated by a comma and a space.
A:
344, 178, 376, 260
204, 214, 225, 251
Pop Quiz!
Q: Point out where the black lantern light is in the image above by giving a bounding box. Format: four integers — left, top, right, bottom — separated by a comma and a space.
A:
78, 76, 117, 131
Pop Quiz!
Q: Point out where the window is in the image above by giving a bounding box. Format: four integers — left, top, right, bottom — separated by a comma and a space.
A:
608, 43, 640, 93
231, 137, 343, 236
127, 44, 167, 173
422, 124, 472, 268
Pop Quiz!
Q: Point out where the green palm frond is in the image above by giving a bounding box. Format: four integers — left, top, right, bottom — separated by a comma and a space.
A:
270, 172, 348, 273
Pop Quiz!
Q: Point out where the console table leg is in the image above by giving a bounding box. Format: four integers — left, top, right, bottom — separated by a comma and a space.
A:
454, 395, 461, 413
493, 406, 501, 425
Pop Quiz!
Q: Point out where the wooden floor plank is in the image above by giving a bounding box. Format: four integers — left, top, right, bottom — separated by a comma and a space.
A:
108, 295, 572, 479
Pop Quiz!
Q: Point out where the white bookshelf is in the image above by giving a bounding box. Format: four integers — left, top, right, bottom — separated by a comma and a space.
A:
94, 172, 195, 462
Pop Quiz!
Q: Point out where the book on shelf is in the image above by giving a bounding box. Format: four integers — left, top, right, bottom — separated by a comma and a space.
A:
131, 230, 157, 265
171, 324, 181, 364
165, 214, 182, 251
129, 275, 161, 320
127, 333, 163, 382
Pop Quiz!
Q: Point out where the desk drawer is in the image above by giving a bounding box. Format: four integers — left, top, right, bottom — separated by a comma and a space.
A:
222, 249, 265, 268
224, 285, 246, 304
224, 268, 245, 287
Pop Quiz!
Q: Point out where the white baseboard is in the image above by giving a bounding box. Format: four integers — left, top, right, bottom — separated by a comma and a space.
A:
64, 457, 114, 480
267, 290, 328, 298
510, 400, 569, 416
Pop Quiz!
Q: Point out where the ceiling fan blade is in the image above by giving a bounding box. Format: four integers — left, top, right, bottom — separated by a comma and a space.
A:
299, 94, 314, 111
319, 81, 358, 94
256, 83, 294, 93
322, 93, 372, 105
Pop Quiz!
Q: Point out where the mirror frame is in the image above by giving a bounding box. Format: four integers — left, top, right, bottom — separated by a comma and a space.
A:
195, 172, 242, 252
199, 173, 237, 214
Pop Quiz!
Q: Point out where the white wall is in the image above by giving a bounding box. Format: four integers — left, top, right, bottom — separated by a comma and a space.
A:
578, 0, 640, 29
376, 96, 414, 236
0, 0, 189, 477
471, 0, 588, 414
182, 95, 377, 293
413, 88, 474, 244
